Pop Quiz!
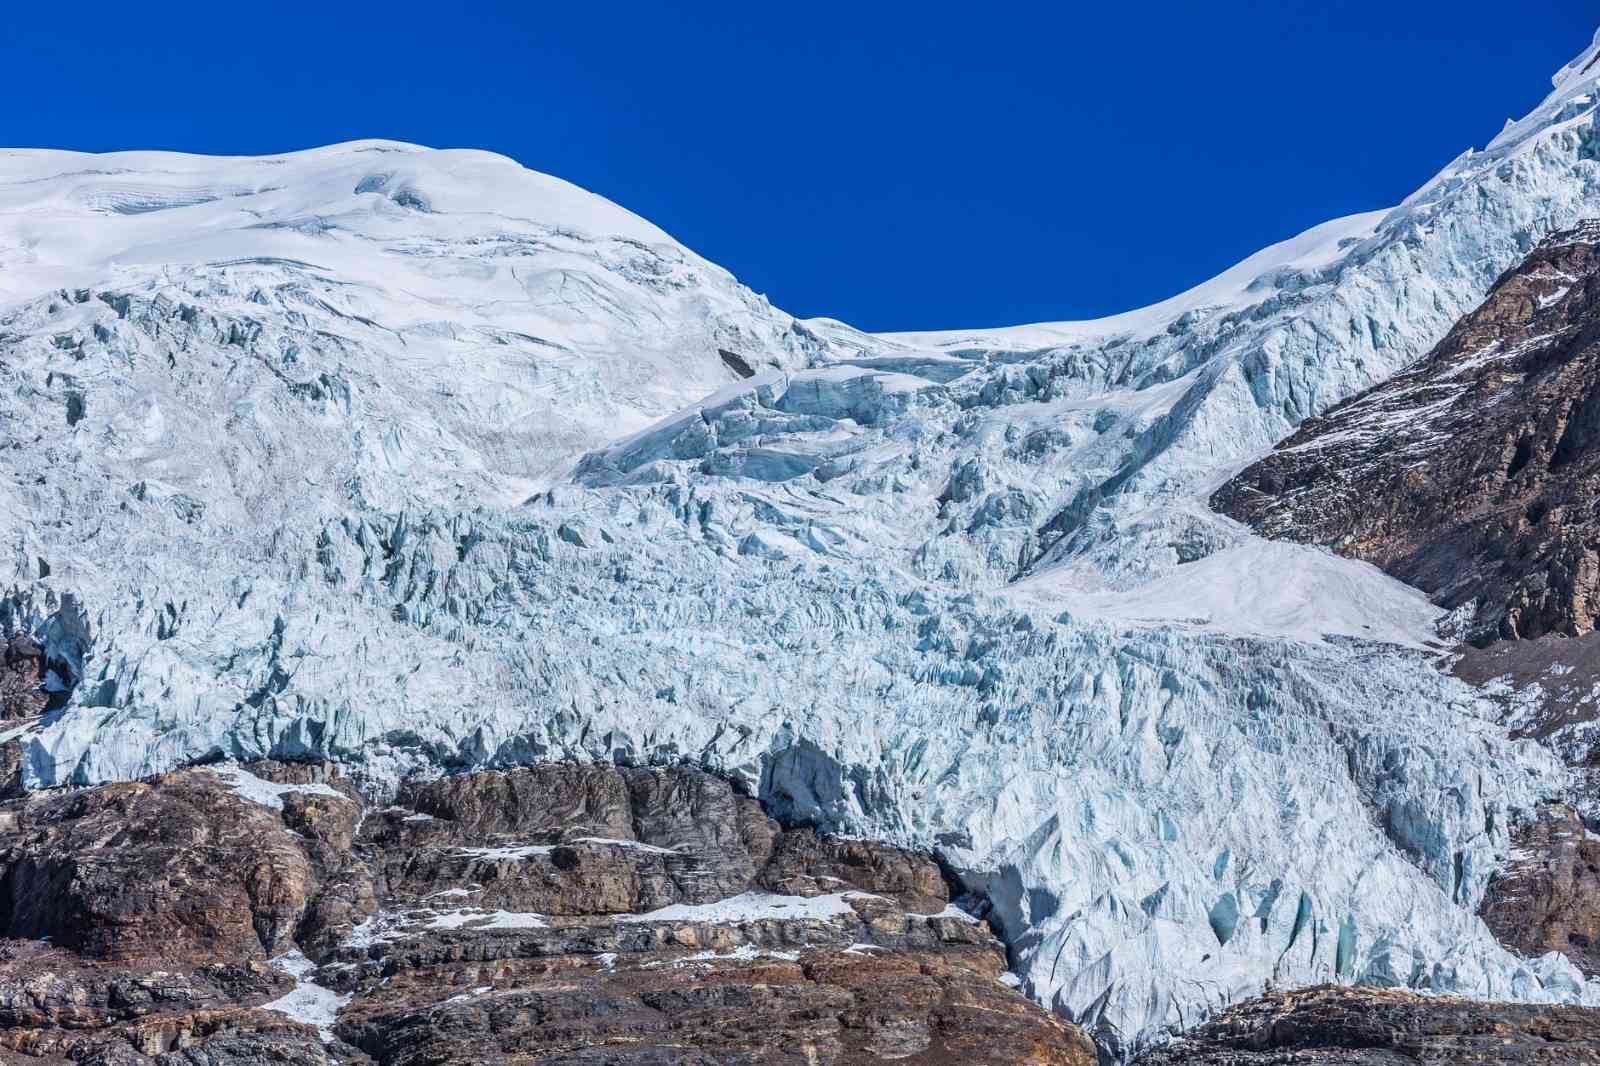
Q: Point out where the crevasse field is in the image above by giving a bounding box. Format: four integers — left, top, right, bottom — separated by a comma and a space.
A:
6, 27, 1600, 1056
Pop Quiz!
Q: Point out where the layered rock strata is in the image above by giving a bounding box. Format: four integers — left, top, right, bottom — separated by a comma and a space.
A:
1132, 984, 1600, 1064
0, 760, 1094, 1065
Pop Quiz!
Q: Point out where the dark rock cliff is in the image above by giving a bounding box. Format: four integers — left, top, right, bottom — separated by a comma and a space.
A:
1213, 220, 1600, 644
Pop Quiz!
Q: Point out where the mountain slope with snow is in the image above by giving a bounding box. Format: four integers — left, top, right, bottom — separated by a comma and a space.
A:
0, 141, 829, 503
1213, 219, 1600, 644
6, 28, 1600, 1058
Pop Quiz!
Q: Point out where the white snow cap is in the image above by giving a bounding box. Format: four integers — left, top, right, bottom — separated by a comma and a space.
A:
1552, 28, 1600, 92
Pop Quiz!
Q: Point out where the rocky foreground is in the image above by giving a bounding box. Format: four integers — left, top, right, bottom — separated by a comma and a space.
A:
5, 758, 1600, 1063
1135, 985, 1600, 1064
0, 760, 1095, 1065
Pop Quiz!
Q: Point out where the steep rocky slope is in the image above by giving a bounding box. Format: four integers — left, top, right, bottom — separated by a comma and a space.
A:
7, 25, 1600, 1058
1213, 220, 1600, 645
1480, 803, 1600, 978
0, 761, 1093, 1064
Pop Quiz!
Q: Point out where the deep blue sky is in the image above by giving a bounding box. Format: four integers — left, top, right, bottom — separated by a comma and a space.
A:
2, 2, 1593, 331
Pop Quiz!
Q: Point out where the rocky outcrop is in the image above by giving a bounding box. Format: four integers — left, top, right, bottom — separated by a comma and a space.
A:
758, 827, 950, 912
1480, 803, 1600, 976
335, 940, 1079, 1066
0, 636, 45, 721
1212, 221, 1600, 644
329, 903, 1085, 1066
0, 939, 324, 1065
367, 765, 778, 920
1132, 984, 1600, 1064
0, 761, 1094, 1065
0, 772, 329, 963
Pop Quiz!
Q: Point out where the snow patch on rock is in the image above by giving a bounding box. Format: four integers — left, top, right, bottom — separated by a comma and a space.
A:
618, 891, 872, 925
209, 765, 341, 811
263, 949, 350, 1040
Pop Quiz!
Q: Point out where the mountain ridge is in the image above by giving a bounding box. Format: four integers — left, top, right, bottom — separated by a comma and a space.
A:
7, 24, 1600, 1058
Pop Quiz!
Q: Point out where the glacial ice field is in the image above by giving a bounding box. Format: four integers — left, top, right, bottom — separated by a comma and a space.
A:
5, 26, 1600, 1054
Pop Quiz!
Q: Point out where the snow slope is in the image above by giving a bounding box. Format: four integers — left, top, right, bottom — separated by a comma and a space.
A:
877, 209, 1387, 353
0, 141, 828, 499
6, 27, 1600, 1057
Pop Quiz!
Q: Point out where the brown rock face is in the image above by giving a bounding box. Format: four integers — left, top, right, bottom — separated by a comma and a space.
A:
759, 828, 950, 913
335, 942, 1090, 1066
0, 772, 323, 963
370, 766, 783, 920
1480, 803, 1600, 976
0, 939, 319, 1065
1212, 220, 1600, 643
0, 761, 1094, 1065
396, 764, 637, 839
1131, 984, 1600, 1064
0, 636, 46, 720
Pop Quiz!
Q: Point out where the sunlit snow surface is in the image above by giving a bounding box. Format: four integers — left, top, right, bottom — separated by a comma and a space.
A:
5, 29, 1600, 1057
263, 949, 350, 1040
208, 763, 341, 810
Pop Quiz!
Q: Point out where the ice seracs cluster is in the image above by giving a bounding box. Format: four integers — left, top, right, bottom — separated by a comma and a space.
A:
6, 28, 1600, 1056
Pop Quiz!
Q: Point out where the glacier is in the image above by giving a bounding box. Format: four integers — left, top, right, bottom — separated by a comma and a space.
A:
6, 27, 1600, 1056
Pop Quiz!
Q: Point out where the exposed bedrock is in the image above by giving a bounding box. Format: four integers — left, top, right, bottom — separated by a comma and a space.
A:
0, 759, 1094, 1065
1130, 984, 1600, 1064
1214, 221, 1600, 645
0, 636, 46, 722
0, 773, 327, 963
1481, 803, 1600, 978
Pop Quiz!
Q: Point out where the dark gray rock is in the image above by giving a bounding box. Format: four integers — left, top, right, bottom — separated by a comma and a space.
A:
1133, 984, 1600, 1064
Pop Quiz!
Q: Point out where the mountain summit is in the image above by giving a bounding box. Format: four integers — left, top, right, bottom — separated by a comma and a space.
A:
7, 24, 1600, 1061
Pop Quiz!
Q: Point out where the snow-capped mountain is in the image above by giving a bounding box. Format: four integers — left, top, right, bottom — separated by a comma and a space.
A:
0, 142, 826, 507
7, 26, 1600, 1057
